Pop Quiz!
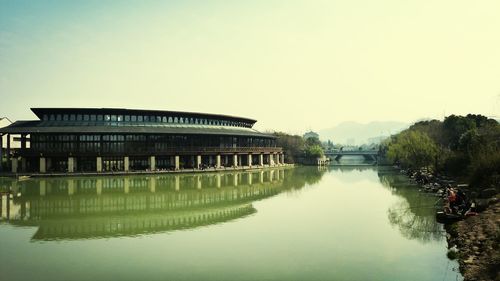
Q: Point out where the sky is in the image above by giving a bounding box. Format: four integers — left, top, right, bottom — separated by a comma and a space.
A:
0, 0, 499, 134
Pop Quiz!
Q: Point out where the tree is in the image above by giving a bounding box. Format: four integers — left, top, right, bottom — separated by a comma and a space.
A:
387, 130, 438, 169
274, 132, 305, 163
305, 144, 324, 158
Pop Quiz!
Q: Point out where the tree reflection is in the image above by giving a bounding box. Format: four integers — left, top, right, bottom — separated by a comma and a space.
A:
378, 168, 445, 243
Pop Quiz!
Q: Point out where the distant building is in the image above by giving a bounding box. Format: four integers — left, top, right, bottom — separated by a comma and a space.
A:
367, 136, 387, 145
303, 131, 319, 140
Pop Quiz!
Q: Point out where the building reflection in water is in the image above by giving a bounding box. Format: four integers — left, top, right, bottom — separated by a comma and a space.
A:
0, 168, 325, 241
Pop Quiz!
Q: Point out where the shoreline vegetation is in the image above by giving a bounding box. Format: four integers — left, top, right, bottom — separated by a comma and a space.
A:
381, 114, 499, 281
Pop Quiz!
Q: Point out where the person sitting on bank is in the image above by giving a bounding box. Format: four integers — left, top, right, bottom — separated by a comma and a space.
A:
444, 185, 457, 213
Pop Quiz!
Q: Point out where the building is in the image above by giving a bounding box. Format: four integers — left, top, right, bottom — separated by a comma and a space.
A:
0, 108, 284, 173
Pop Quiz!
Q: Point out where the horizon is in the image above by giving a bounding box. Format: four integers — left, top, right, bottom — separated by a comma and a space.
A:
1, 1, 500, 135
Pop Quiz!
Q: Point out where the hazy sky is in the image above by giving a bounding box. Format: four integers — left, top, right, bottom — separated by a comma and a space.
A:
1, 0, 499, 134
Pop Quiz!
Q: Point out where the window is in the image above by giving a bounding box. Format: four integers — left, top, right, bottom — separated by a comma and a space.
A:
162, 116, 167, 122
70, 114, 76, 121
77, 115, 83, 121
138, 116, 143, 122
111, 115, 117, 122
90, 115, 96, 121
105, 115, 111, 121
97, 115, 104, 121
124, 115, 130, 122
131, 115, 137, 122
84, 115, 90, 121
56, 114, 62, 121
63, 114, 69, 121
43, 114, 48, 121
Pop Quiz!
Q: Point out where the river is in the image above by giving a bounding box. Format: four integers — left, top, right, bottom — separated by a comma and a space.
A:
0, 166, 462, 281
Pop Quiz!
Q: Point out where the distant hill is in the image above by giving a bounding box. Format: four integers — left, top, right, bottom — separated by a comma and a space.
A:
318, 121, 409, 145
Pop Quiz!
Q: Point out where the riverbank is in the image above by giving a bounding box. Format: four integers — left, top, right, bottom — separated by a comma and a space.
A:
398, 167, 499, 281
446, 201, 499, 281
0, 164, 295, 178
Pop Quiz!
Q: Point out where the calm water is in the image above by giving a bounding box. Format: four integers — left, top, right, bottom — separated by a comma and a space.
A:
0, 166, 461, 281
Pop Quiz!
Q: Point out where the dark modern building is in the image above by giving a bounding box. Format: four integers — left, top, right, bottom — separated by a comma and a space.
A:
0, 108, 284, 173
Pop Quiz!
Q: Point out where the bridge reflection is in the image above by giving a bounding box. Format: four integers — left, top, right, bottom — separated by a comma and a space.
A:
0, 167, 325, 240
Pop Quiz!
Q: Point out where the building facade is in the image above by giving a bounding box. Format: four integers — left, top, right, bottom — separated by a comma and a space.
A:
0, 108, 284, 173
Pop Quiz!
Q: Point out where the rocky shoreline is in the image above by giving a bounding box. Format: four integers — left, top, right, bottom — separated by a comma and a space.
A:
400, 167, 499, 281
446, 202, 499, 281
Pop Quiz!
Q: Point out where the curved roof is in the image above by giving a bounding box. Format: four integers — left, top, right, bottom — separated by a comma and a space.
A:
0, 108, 275, 137
31, 108, 257, 124
0, 121, 274, 137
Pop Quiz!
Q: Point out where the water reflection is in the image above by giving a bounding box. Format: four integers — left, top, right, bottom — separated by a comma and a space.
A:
0, 168, 326, 241
378, 168, 444, 242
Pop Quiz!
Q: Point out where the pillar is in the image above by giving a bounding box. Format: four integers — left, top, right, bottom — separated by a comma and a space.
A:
68, 179, 75, 195
39, 180, 46, 196
216, 154, 221, 169
21, 134, 26, 149
248, 154, 252, 167
233, 154, 238, 167
259, 153, 264, 166
149, 156, 156, 171
11, 181, 19, 195
216, 173, 221, 188
281, 153, 285, 164
39, 157, 46, 173
175, 175, 180, 191
6, 134, 11, 169
196, 176, 202, 189
150, 177, 156, 192
174, 155, 180, 170
0, 134, 3, 172
196, 155, 202, 169
11, 157, 18, 173
21, 157, 26, 172
96, 157, 102, 172
96, 179, 102, 195
233, 173, 238, 186
124, 178, 130, 193
269, 154, 275, 166
124, 156, 129, 172
68, 157, 75, 173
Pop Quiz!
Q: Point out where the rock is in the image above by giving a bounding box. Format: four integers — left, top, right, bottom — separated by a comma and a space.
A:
488, 197, 499, 205
464, 256, 475, 264
475, 199, 489, 212
480, 188, 497, 198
